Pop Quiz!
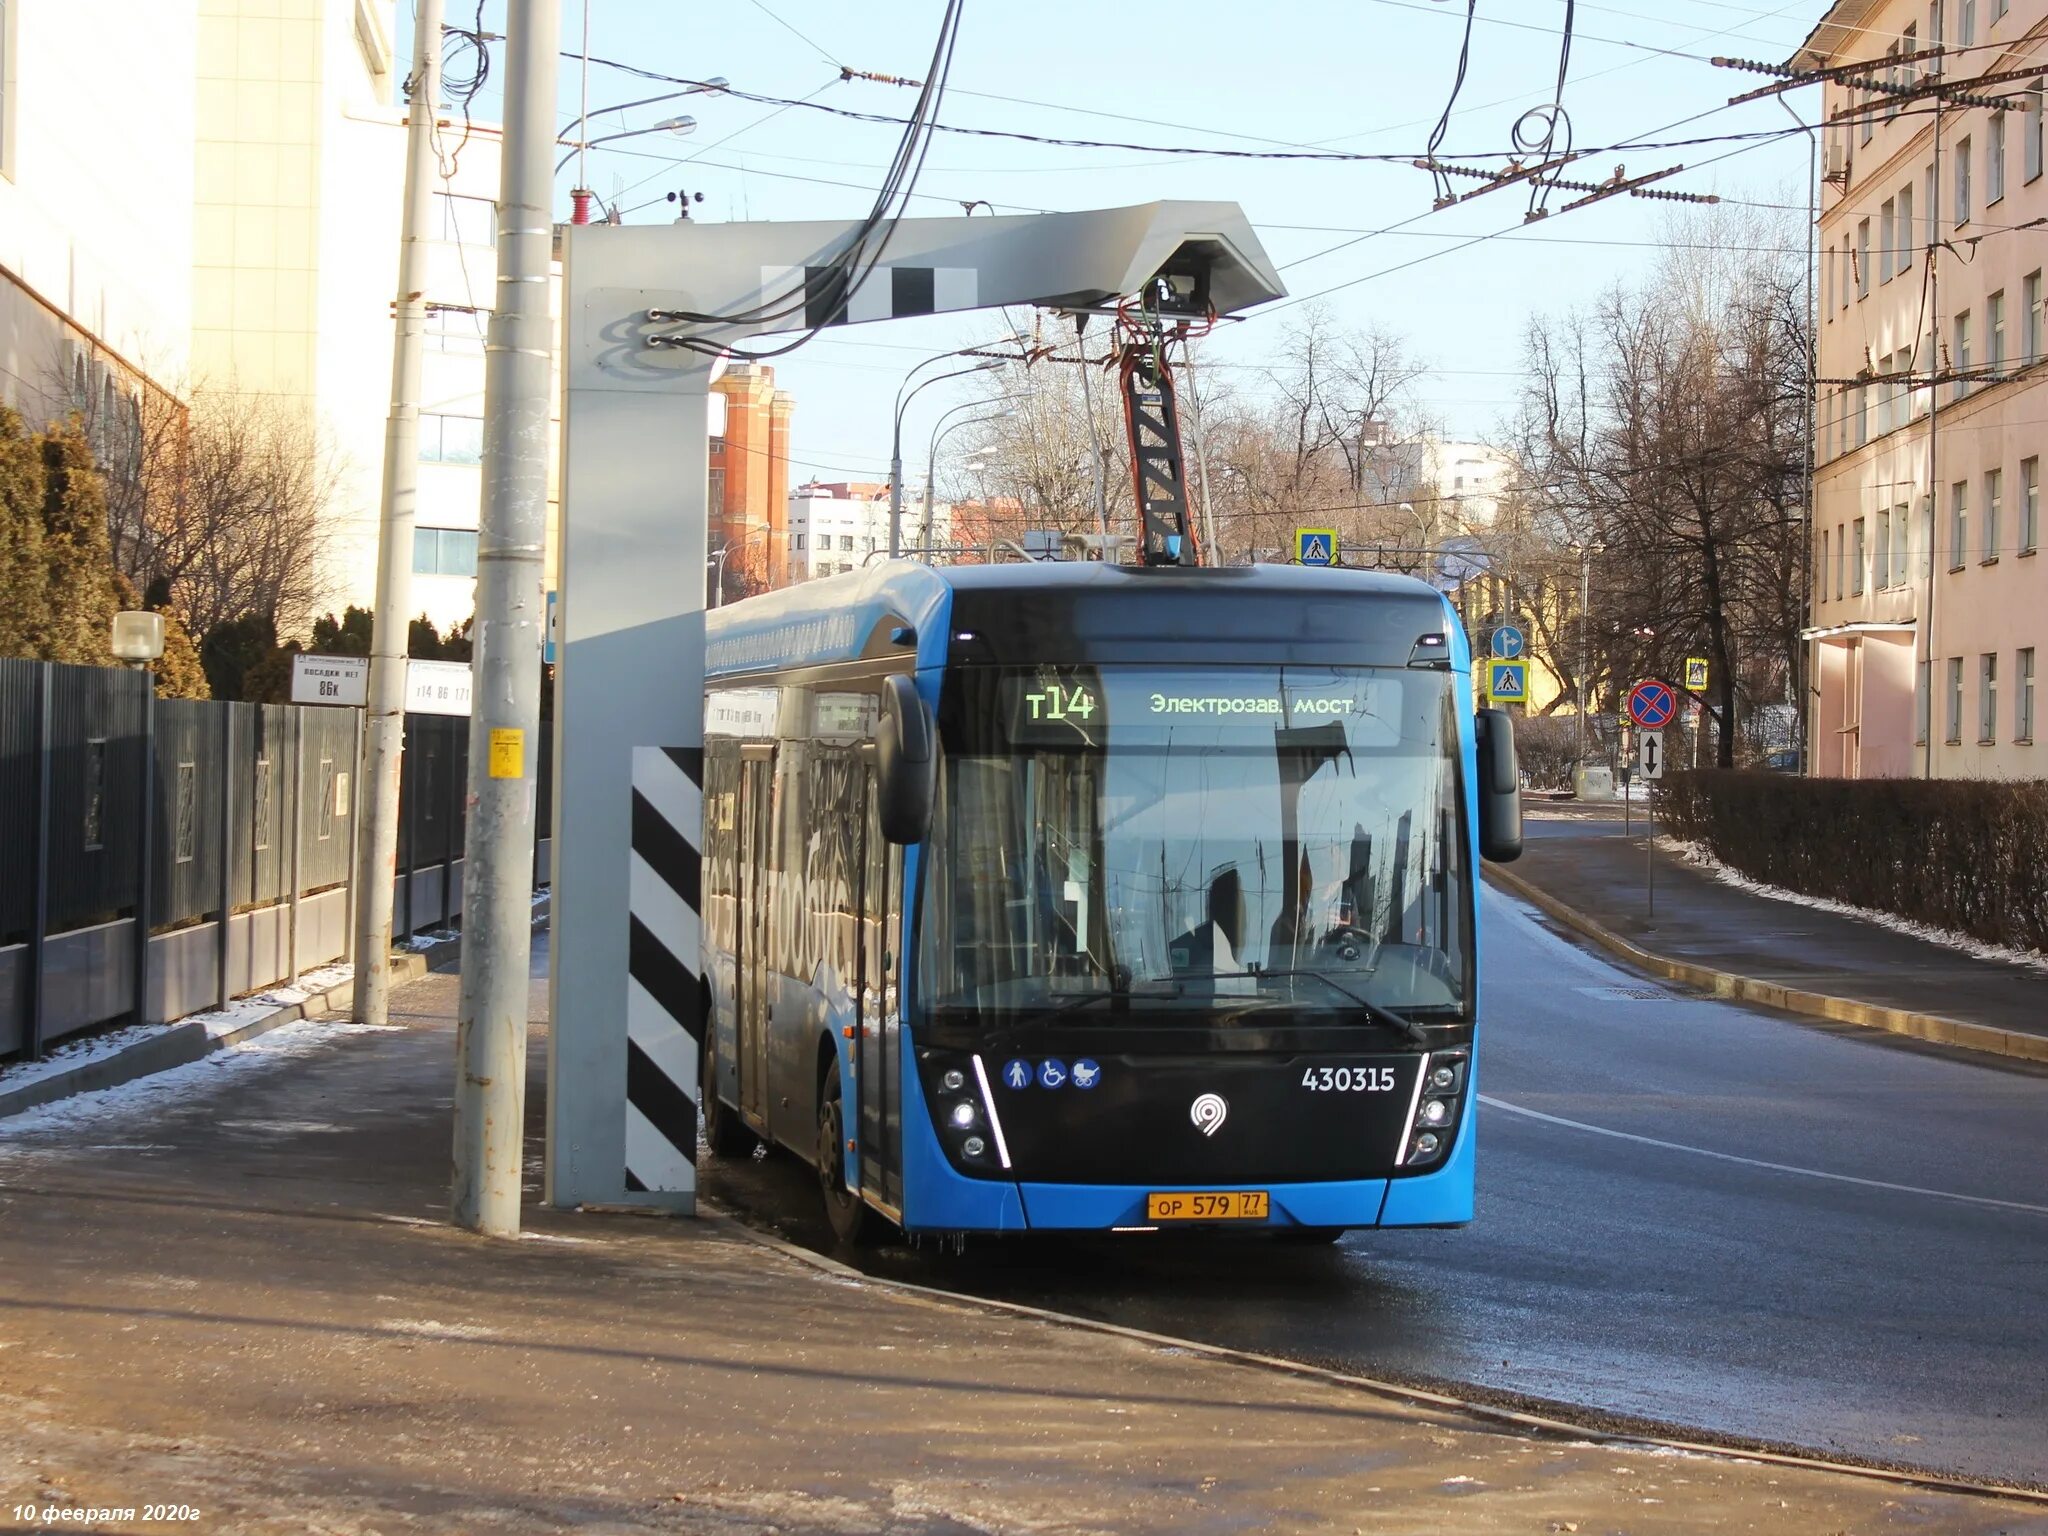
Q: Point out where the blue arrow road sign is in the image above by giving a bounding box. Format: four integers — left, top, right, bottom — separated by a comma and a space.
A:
1487, 659, 1527, 703
1491, 624, 1525, 659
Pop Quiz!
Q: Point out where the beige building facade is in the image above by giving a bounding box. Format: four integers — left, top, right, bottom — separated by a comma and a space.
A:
1803, 0, 2047, 779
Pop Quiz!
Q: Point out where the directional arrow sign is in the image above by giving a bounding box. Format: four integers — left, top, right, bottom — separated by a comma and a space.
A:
1639, 729, 1665, 781
1491, 624, 1525, 660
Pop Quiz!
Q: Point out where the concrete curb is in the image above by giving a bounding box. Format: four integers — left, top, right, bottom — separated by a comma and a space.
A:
1484, 863, 2048, 1065
0, 953, 431, 1120
703, 1197, 2048, 1509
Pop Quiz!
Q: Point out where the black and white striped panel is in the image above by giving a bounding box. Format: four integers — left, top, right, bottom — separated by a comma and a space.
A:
626, 746, 704, 1195
761, 263, 979, 329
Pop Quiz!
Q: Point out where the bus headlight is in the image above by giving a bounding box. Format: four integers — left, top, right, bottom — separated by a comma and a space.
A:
950, 1102, 978, 1129
1399, 1050, 1468, 1171
916, 1051, 1013, 1172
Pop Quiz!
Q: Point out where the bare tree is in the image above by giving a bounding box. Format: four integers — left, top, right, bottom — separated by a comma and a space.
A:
126, 389, 339, 639
1511, 206, 1809, 766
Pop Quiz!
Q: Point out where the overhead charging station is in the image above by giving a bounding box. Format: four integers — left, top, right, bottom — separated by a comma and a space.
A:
546, 202, 1286, 1212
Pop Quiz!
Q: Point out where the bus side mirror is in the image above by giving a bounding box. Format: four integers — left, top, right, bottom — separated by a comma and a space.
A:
1475, 709, 1524, 864
877, 673, 936, 844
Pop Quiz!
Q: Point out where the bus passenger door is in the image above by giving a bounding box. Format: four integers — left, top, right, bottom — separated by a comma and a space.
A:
737, 743, 775, 1130
857, 765, 890, 1198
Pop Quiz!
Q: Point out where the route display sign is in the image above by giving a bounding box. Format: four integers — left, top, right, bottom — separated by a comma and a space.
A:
1294, 528, 1337, 566
1627, 679, 1677, 729
1486, 659, 1528, 705
1639, 729, 1666, 780
1491, 624, 1525, 659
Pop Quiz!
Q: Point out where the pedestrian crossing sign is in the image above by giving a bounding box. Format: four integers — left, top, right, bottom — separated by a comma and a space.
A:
1487, 659, 1528, 704
1295, 527, 1338, 567
1685, 656, 1709, 692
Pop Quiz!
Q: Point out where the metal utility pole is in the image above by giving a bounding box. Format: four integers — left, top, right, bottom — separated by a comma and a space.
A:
453, 0, 559, 1236
354, 0, 442, 1029
1072, 315, 1112, 535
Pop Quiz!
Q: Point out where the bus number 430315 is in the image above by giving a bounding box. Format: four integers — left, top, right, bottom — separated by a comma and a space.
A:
1303, 1066, 1397, 1092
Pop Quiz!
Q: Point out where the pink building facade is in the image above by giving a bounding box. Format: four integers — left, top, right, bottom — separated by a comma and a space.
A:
1803, 0, 2047, 779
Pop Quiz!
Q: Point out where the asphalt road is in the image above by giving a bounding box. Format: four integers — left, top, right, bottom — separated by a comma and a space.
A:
700, 830, 2048, 1489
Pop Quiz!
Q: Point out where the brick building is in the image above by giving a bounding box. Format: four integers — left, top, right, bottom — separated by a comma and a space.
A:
708, 364, 796, 594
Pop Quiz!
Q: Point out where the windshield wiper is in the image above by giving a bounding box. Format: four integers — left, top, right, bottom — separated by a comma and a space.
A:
1234, 969, 1430, 1046
1030, 981, 1186, 1022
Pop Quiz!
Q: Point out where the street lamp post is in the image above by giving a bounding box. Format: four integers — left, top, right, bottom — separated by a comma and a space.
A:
922, 402, 1019, 558
889, 333, 1030, 558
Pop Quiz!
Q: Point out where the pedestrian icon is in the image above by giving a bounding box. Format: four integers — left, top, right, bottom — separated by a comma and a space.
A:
1038, 1059, 1068, 1090
1684, 656, 1709, 693
1003, 1059, 1032, 1091
1487, 659, 1527, 704
1295, 527, 1338, 567
1072, 1059, 1101, 1090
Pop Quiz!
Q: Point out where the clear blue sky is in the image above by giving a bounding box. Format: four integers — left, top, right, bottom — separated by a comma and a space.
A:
419, 0, 1824, 480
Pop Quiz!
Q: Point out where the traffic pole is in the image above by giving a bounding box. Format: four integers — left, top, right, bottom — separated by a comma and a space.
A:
453, 0, 558, 1236
353, 0, 442, 1027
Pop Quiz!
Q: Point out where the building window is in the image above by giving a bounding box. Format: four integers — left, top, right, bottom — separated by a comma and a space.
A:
1835, 522, 1846, 598
2020, 648, 2037, 742
1990, 113, 2008, 204
1954, 310, 1971, 399
1980, 653, 1998, 743
2029, 84, 2045, 183
426, 307, 486, 353
1951, 480, 1968, 569
1892, 501, 1910, 586
1897, 183, 1915, 274
1947, 656, 1964, 743
1857, 219, 1871, 296
1960, 0, 1977, 45
2027, 271, 2043, 361
1928, 2, 1943, 71
1883, 46, 1901, 121
412, 526, 479, 577
1852, 517, 1867, 594
1855, 383, 1869, 446
419, 413, 484, 464
1994, 0, 2008, 19
1984, 467, 2003, 561
1862, 83, 1875, 145
2024, 456, 2040, 552
794, 531, 805, 550
433, 191, 497, 247
838, 534, 853, 551
1916, 659, 1932, 744
1819, 530, 1830, 604
1989, 289, 2006, 371
1874, 507, 1892, 587
1879, 199, 1896, 282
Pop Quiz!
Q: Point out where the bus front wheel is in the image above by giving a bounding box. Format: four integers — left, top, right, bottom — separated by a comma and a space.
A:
816, 1067, 873, 1246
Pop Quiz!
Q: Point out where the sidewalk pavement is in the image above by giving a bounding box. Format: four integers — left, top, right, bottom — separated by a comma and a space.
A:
1493, 808, 2048, 1061
4, 973, 2043, 1531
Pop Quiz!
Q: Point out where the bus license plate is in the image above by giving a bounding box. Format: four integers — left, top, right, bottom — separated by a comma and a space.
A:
1146, 1191, 1269, 1222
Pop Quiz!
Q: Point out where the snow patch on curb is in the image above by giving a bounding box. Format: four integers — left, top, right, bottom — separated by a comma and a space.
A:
1658, 838, 2048, 974
0, 964, 357, 1095
0, 1017, 401, 1150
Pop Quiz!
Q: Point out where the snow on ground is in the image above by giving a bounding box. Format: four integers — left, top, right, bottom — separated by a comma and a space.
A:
0, 964, 357, 1098
1659, 837, 2048, 974
0, 1016, 401, 1152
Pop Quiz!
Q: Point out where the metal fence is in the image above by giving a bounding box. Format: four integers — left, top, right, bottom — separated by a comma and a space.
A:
0, 659, 553, 1060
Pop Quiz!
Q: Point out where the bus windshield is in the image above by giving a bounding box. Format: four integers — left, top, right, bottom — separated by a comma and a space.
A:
923, 665, 1471, 1021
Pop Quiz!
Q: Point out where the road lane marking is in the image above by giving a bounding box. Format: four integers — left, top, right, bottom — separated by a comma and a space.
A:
1479, 1095, 2048, 1218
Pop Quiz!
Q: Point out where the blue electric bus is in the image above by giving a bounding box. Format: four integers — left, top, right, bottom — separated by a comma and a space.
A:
699, 560, 1522, 1242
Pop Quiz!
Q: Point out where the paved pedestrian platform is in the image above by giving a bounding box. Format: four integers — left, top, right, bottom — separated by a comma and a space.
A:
1500, 809, 2048, 1047
0, 964, 2037, 1533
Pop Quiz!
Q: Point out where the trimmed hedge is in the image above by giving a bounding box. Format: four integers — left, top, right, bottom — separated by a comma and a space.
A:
1657, 770, 2048, 954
